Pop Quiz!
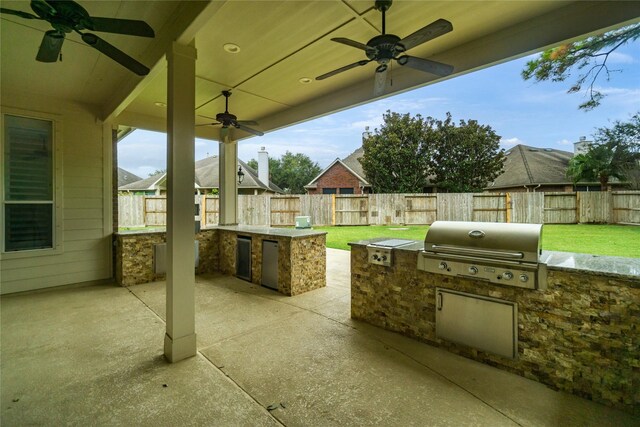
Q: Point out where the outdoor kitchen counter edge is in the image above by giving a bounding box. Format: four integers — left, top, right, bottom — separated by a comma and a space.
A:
215, 225, 327, 238
348, 239, 640, 281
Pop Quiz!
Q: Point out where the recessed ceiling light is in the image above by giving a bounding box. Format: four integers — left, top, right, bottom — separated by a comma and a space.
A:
223, 43, 241, 54
299, 77, 312, 84
154, 101, 166, 107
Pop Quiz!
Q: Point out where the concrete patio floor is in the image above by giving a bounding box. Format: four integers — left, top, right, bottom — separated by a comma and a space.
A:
1, 249, 638, 426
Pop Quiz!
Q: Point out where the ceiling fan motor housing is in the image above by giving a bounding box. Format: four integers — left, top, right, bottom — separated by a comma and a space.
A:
366, 34, 401, 64
31, 0, 91, 33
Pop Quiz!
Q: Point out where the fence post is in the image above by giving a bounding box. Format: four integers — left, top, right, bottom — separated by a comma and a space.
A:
505, 193, 511, 223
331, 194, 336, 225
575, 192, 581, 224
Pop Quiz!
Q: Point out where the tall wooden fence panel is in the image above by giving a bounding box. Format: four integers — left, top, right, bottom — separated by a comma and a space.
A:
578, 192, 610, 224
544, 193, 577, 224
239, 194, 269, 225
404, 194, 437, 224
270, 196, 300, 226
612, 191, 640, 224
144, 196, 166, 226
510, 192, 544, 224
204, 196, 219, 226
437, 193, 473, 221
335, 195, 369, 225
472, 193, 507, 223
368, 193, 406, 225
299, 194, 333, 226
118, 195, 145, 227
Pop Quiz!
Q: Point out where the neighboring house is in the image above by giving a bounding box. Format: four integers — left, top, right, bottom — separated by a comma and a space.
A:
117, 167, 142, 187
485, 143, 626, 193
119, 156, 283, 195
305, 147, 371, 195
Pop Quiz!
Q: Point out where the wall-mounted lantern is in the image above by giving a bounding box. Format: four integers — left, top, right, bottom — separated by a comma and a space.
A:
237, 166, 245, 184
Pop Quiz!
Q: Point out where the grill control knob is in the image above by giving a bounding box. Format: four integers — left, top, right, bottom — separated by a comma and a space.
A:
503, 271, 513, 280
468, 266, 478, 275
438, 262, 448, 270
381, 255, 387, 261
519, 274, 529, 282
372, 254, 379, 261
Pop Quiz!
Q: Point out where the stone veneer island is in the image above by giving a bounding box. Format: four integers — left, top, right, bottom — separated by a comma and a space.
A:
350, 238, 640, 415
115, 226, 326, 296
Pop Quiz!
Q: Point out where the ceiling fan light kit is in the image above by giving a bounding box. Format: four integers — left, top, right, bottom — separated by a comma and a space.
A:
197, 91, 264, 138
316, 0, 454, 96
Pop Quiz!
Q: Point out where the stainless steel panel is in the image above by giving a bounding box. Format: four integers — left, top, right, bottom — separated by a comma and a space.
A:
425, 221, 542, 263
262, 240, 278, 290
236, 236, 252, 281
435, 288, 517, 359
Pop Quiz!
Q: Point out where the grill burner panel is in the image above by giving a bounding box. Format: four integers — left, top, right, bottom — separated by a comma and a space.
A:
418, 221, 546, 290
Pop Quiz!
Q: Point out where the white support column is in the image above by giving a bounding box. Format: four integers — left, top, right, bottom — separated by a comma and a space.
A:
219, 138, 238, 225
164, 41, 197, 363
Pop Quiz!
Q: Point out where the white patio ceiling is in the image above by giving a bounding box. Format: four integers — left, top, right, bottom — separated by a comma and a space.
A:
2, 1, 639, 141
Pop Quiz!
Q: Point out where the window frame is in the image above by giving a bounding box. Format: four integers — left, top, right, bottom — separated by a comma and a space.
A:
1, 108, 63, 259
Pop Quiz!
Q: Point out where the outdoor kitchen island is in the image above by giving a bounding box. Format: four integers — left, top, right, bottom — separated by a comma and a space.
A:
350, 236, 640, 414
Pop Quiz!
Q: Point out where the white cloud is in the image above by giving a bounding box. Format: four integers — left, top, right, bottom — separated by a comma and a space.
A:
606, 51, 635, 64
556, 138, 573, 146
500, 137, 523, 149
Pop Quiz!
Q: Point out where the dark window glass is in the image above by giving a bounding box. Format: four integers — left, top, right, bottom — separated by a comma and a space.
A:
322, 188, 337, 194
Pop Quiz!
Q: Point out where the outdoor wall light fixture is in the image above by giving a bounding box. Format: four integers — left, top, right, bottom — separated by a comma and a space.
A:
223, 43, 241, 54
237, 166, 245, 184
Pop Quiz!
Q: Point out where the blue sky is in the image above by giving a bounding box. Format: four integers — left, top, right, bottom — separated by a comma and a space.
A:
119, 40, 640, 178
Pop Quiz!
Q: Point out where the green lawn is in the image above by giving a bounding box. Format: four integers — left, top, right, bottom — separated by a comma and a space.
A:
312, 224, 640, 258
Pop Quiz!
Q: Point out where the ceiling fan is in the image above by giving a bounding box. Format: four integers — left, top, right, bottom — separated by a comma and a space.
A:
316, 0, 454, 95
198, 91, 264, 138
0, 0, 154, 75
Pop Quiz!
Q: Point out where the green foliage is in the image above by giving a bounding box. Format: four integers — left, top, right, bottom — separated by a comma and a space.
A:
360, 111, 505, 193
148, 168, 166, 177
360, 111, 432, 193
522, 23, 640, 110
426, 113, 505, 193
248, 152, 321, 194
566, 114, 640, 189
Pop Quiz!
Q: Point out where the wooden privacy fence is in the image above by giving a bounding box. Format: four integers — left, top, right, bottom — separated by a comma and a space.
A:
118, 191, 640, 228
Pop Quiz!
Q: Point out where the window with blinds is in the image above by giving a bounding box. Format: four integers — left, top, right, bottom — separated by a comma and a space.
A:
3, 114, 54, 252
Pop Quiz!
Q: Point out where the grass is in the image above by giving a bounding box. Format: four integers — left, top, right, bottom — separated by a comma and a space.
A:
312, 224, 640, 258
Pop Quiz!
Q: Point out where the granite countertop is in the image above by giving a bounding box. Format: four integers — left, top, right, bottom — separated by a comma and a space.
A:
349, 238, 640, 280
541, 251, 640, 280
115, 228, 167, 236
215, 225, 326, 238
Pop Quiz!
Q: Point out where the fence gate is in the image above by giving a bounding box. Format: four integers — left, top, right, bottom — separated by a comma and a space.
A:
270, 196, 300, 226
404, 195, 437, 224
144, 196, 166, 226
335, 195, 369, 225
544, 193, 577, 223
509, 192, 544, 224
612, 191, 640, 224
472, 194, 507, 222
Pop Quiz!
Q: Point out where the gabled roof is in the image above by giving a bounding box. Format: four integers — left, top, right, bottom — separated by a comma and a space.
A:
117, 168, 142, 187
118, 157, 283, 193
490, 144, 573, 189
306, 147, 370, 188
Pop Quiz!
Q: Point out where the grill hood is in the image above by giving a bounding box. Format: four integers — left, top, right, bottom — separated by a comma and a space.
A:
424, 221, 542, 264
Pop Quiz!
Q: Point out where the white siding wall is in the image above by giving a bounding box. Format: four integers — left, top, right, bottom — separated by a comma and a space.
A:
0, 92, 112, 294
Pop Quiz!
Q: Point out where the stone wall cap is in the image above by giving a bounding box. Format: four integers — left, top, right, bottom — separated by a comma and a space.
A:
215, 225, 327, 238
542, 250, 640, 281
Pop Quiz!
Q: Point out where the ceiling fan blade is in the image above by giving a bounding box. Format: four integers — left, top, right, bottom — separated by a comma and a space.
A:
196, 122, 221, 127
331, 37, 368, 51
36, 31, 65, 62
316, 59, 371, 80
237, 120, 258, 126
89, 17, 155, 38
397, 55, 453, 77
374, 67, 388, 96
0, 8, 41, 20
397, 19, 453, 52
81, 32, 150, 75
236, 123, 264, 137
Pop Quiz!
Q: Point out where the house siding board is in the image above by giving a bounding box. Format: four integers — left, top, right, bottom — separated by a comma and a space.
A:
308, 162, 362, 195
0, 93, 111, 294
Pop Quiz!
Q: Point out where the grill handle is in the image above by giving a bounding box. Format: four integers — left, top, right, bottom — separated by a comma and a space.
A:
428, 244, 524, 260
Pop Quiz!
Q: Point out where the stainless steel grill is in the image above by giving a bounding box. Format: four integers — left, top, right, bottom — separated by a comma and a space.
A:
367, 239, 415, 267
417, 221, 547, 290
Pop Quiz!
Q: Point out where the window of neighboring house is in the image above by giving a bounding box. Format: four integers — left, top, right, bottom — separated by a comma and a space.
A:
2, 114, 54, 252
339, 187, 354, 194
322, 188, 337, 194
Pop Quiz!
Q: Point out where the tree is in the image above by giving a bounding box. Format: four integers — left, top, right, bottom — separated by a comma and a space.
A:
248, 151, 321, 194
148, 168, 166, 177
566, 113, 640, 190
521, 23, 640, 110
360, 111, 433, 193
427, 113, 505, 193
360, 111, 505, 193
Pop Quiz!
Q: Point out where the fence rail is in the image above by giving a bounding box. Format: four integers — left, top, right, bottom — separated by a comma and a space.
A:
118, 191, 640, 228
